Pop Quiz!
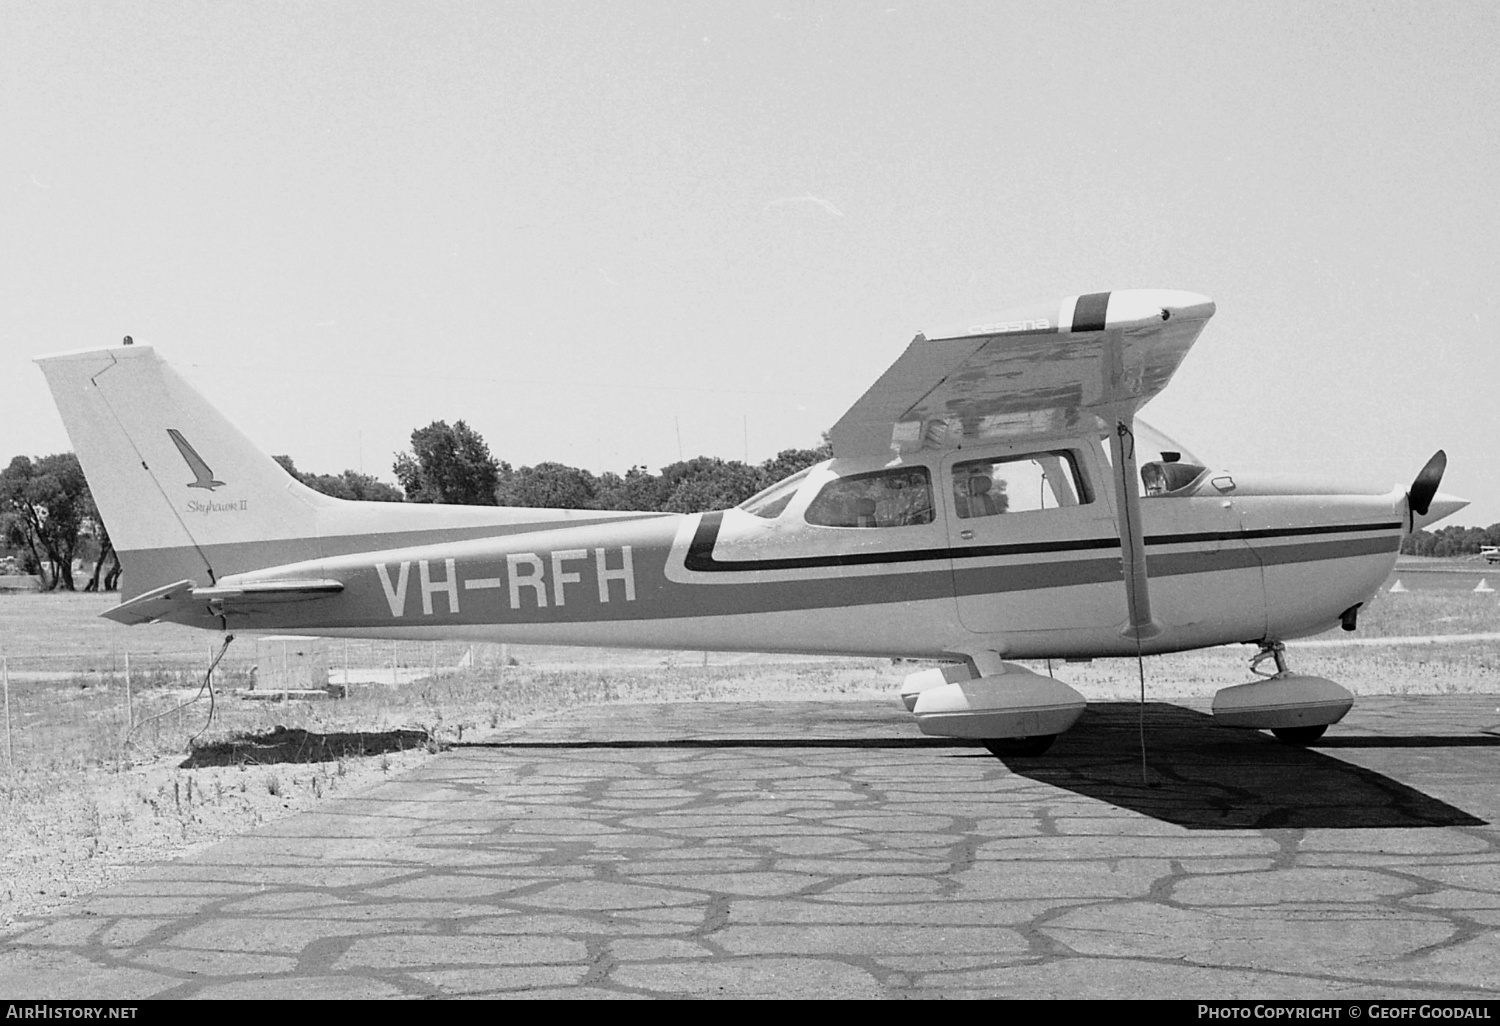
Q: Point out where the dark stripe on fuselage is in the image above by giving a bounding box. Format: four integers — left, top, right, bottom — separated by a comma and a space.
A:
1072, 292, 1112, 332
950, 533, 1399, 598
685, 511, 1402, 574
1152, 522, 1403, 546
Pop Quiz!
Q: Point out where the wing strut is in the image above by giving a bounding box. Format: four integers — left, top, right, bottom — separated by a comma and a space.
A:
1108, 416, 1160, 640
1100, 331, 1161, 641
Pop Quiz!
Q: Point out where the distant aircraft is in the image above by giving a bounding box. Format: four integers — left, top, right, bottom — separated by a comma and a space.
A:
1482, 546, 1500, 565
37, 290, 1465, 755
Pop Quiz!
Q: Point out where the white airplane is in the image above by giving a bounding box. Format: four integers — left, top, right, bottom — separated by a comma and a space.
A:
37, 289, 1465, 755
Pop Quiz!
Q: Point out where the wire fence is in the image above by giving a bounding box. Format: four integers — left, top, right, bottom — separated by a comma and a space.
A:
0, 638, 513, 686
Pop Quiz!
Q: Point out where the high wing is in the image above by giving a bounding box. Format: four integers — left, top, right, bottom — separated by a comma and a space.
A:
830, 289, 1216, 458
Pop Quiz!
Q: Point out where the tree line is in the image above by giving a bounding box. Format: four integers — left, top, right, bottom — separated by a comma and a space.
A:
0, 419, 831, 591
1401, 524, 1500, 558
386, 420, 831, 513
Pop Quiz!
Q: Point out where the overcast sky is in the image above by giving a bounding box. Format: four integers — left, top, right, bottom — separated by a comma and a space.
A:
4, 1, 1497, 523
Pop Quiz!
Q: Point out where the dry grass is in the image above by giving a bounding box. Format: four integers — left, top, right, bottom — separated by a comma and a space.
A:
1355, 586, 1500, 638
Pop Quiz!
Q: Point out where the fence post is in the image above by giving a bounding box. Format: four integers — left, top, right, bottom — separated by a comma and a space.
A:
124, 651, 132, 729
3, 653, 11, 771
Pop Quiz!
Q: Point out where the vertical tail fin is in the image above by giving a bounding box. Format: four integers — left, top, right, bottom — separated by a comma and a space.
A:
36, 345, 331, 597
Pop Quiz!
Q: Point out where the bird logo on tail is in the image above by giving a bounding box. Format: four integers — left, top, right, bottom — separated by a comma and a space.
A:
166, 429, 226, 490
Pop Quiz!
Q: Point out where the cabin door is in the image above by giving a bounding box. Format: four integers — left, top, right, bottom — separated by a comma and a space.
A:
944, 445, 1126, 634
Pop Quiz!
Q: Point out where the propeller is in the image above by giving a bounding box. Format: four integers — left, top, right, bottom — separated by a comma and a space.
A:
1407, 449, 1447, 518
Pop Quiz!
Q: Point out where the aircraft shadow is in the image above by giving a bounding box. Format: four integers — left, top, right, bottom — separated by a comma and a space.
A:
464, 702, 1488, 830
1008, 702, 1488, 830
180, 726, 433, 768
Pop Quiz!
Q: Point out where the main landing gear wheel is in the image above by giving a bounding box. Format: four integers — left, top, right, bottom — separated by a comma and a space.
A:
982, 735, 1056, 757
1270, 725, 1327, 745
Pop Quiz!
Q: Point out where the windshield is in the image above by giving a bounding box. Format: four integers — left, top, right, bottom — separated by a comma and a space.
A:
1098, 419, 1203, 466
1098, 419, 1209, 497
1132, 419, 1202, 467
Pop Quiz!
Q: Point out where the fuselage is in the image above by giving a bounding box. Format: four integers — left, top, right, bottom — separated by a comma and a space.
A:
198, 430, 1406, 663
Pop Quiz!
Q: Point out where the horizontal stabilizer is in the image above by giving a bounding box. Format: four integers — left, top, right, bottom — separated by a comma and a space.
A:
102, 579, 199, 626
102, 578, 343, 626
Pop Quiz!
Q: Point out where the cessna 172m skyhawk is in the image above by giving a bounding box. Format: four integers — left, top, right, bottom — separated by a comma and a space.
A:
38, 289, 1465, 755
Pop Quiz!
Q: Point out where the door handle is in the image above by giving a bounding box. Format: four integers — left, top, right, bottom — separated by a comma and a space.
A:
960, 530, 974, 540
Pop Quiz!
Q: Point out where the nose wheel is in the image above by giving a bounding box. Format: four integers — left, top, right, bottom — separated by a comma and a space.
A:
1270, 724, 1327, 745
1211, 641, 1353, 740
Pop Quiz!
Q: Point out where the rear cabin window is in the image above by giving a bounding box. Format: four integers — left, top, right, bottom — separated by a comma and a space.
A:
952, 451, 1089, 519
804, 467, 934, 528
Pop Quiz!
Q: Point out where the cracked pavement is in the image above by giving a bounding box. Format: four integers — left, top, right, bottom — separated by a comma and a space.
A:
3, 695, 1499, 999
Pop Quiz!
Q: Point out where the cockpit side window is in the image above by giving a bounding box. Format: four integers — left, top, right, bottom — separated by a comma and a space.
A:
804, 467, 934, 528
952, 451, 1090, 520
739, 467, 813, 519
